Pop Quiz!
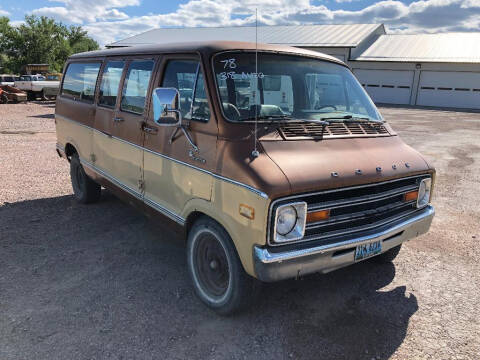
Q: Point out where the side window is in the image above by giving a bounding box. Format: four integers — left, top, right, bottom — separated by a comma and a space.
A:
98, 60, 124, 108
191, 72, 211, 121
121, 60, 154, 114
62, 62, 101, 102
162, 60, 210, 121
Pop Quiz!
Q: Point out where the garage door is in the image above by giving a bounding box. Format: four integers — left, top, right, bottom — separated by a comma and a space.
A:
417, 71, 480, 109
353, 69, 414, 105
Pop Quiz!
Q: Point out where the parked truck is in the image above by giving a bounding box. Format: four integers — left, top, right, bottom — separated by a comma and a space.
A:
14, 74, 60, 100
0, 74, 19, 86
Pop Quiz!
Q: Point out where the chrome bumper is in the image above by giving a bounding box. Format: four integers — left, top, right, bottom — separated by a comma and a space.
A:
254, 205, 435, 282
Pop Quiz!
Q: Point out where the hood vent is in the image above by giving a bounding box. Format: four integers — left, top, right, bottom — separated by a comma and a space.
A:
280, 122, 390, 139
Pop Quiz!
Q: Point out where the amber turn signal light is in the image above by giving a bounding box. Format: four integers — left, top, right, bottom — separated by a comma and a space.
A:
403, 190, 419, 202
306, 209, 330, 223
239, 204, 255, 220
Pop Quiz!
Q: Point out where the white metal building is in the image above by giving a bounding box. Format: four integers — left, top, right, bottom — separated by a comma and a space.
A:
109, 25, 480, 110
109, 24, 386, 63
351, 33, 480, 109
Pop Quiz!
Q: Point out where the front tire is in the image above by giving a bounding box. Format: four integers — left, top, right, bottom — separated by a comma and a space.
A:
70, 154, 101, 204
187, 217, 259, 315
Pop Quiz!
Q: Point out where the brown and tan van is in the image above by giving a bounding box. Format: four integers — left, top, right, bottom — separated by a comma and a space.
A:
55, 41, 435, 314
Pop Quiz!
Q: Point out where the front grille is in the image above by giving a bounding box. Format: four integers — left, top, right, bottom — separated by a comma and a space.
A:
280, 122, 390, 140
269, 175, 430, 246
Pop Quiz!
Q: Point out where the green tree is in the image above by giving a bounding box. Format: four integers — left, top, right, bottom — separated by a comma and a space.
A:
0, 16, 15, 72
0, 15, 99, 74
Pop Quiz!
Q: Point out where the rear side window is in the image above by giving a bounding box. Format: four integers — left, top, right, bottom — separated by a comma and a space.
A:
99, 61, 125, 108
62, 62, 101, 102
120, 60, 154, 114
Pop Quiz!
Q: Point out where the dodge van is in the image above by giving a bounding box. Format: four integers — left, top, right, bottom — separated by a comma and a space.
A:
55, 41, 435, 314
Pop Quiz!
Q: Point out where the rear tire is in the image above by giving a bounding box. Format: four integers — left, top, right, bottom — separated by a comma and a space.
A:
70, 154, 101, 204
0, 94, 8, 104
372, 244, 402, 263
187, 217, 260, 315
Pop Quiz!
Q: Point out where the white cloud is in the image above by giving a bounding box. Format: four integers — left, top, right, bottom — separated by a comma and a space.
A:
32, 0, 138, 23
0, 8, 10, 16
28, 0, 480, 46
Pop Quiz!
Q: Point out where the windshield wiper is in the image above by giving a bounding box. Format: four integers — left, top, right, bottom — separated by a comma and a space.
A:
242, 115, 330, 126
320, 114, 384, 124
240, 114, 292, 122
292, 118, 330, 126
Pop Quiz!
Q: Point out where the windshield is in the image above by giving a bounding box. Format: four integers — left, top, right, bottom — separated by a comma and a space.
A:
213, 52, 382, 122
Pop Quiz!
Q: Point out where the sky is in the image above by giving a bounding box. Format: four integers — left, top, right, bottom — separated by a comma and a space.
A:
1, 0, 480, 46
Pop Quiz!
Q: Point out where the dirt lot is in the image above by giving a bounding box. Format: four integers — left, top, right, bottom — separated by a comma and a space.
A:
1, 102, 479, 360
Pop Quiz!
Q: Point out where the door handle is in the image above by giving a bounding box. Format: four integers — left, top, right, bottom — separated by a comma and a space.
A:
113, 116, 124, 122
142, 124, 158, 135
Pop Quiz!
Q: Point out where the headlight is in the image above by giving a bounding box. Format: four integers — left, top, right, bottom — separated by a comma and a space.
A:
417, 178, 432, 208
273, 202, 307, 243
276, 206, 297, 235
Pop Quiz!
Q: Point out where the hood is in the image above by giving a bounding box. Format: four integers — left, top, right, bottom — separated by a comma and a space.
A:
261, 136, 431, 196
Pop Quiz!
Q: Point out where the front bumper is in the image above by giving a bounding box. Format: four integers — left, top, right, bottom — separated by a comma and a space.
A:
254, 205, 434, 282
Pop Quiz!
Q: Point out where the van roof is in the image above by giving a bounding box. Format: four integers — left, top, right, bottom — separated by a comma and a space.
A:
69, 40, 346, 66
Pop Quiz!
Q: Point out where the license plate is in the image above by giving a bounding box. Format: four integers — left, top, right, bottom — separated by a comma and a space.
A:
355, 240, 382, 261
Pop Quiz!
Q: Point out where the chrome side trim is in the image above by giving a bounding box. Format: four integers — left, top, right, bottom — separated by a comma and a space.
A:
56, 114, 268, 199
56, 114, 92, 131
80, 157, 187, 225
143, 147, 268, 199
254, 205, 435, 282
109, 132, 144, 151
213, 173, 268, 199
80, 158, 142, 201
144, 197, 186, 225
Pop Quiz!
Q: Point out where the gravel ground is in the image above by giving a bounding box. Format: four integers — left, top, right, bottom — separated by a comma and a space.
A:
0, 102, 479, 359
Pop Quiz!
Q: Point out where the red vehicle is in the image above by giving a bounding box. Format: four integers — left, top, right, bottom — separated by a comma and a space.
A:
0, 85, 28, 103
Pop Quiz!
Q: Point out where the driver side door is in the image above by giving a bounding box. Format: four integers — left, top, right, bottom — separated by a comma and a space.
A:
143, 56, 217, 223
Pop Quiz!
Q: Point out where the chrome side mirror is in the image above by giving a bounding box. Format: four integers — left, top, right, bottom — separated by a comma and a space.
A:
152, 87, 182, 126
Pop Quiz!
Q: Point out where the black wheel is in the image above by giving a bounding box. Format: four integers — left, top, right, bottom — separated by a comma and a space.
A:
70, 154, 101, 204
27, 91, 35, 101
187, 217, 260, 315
372, 244, 402, 263
0, 94, 8, 104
